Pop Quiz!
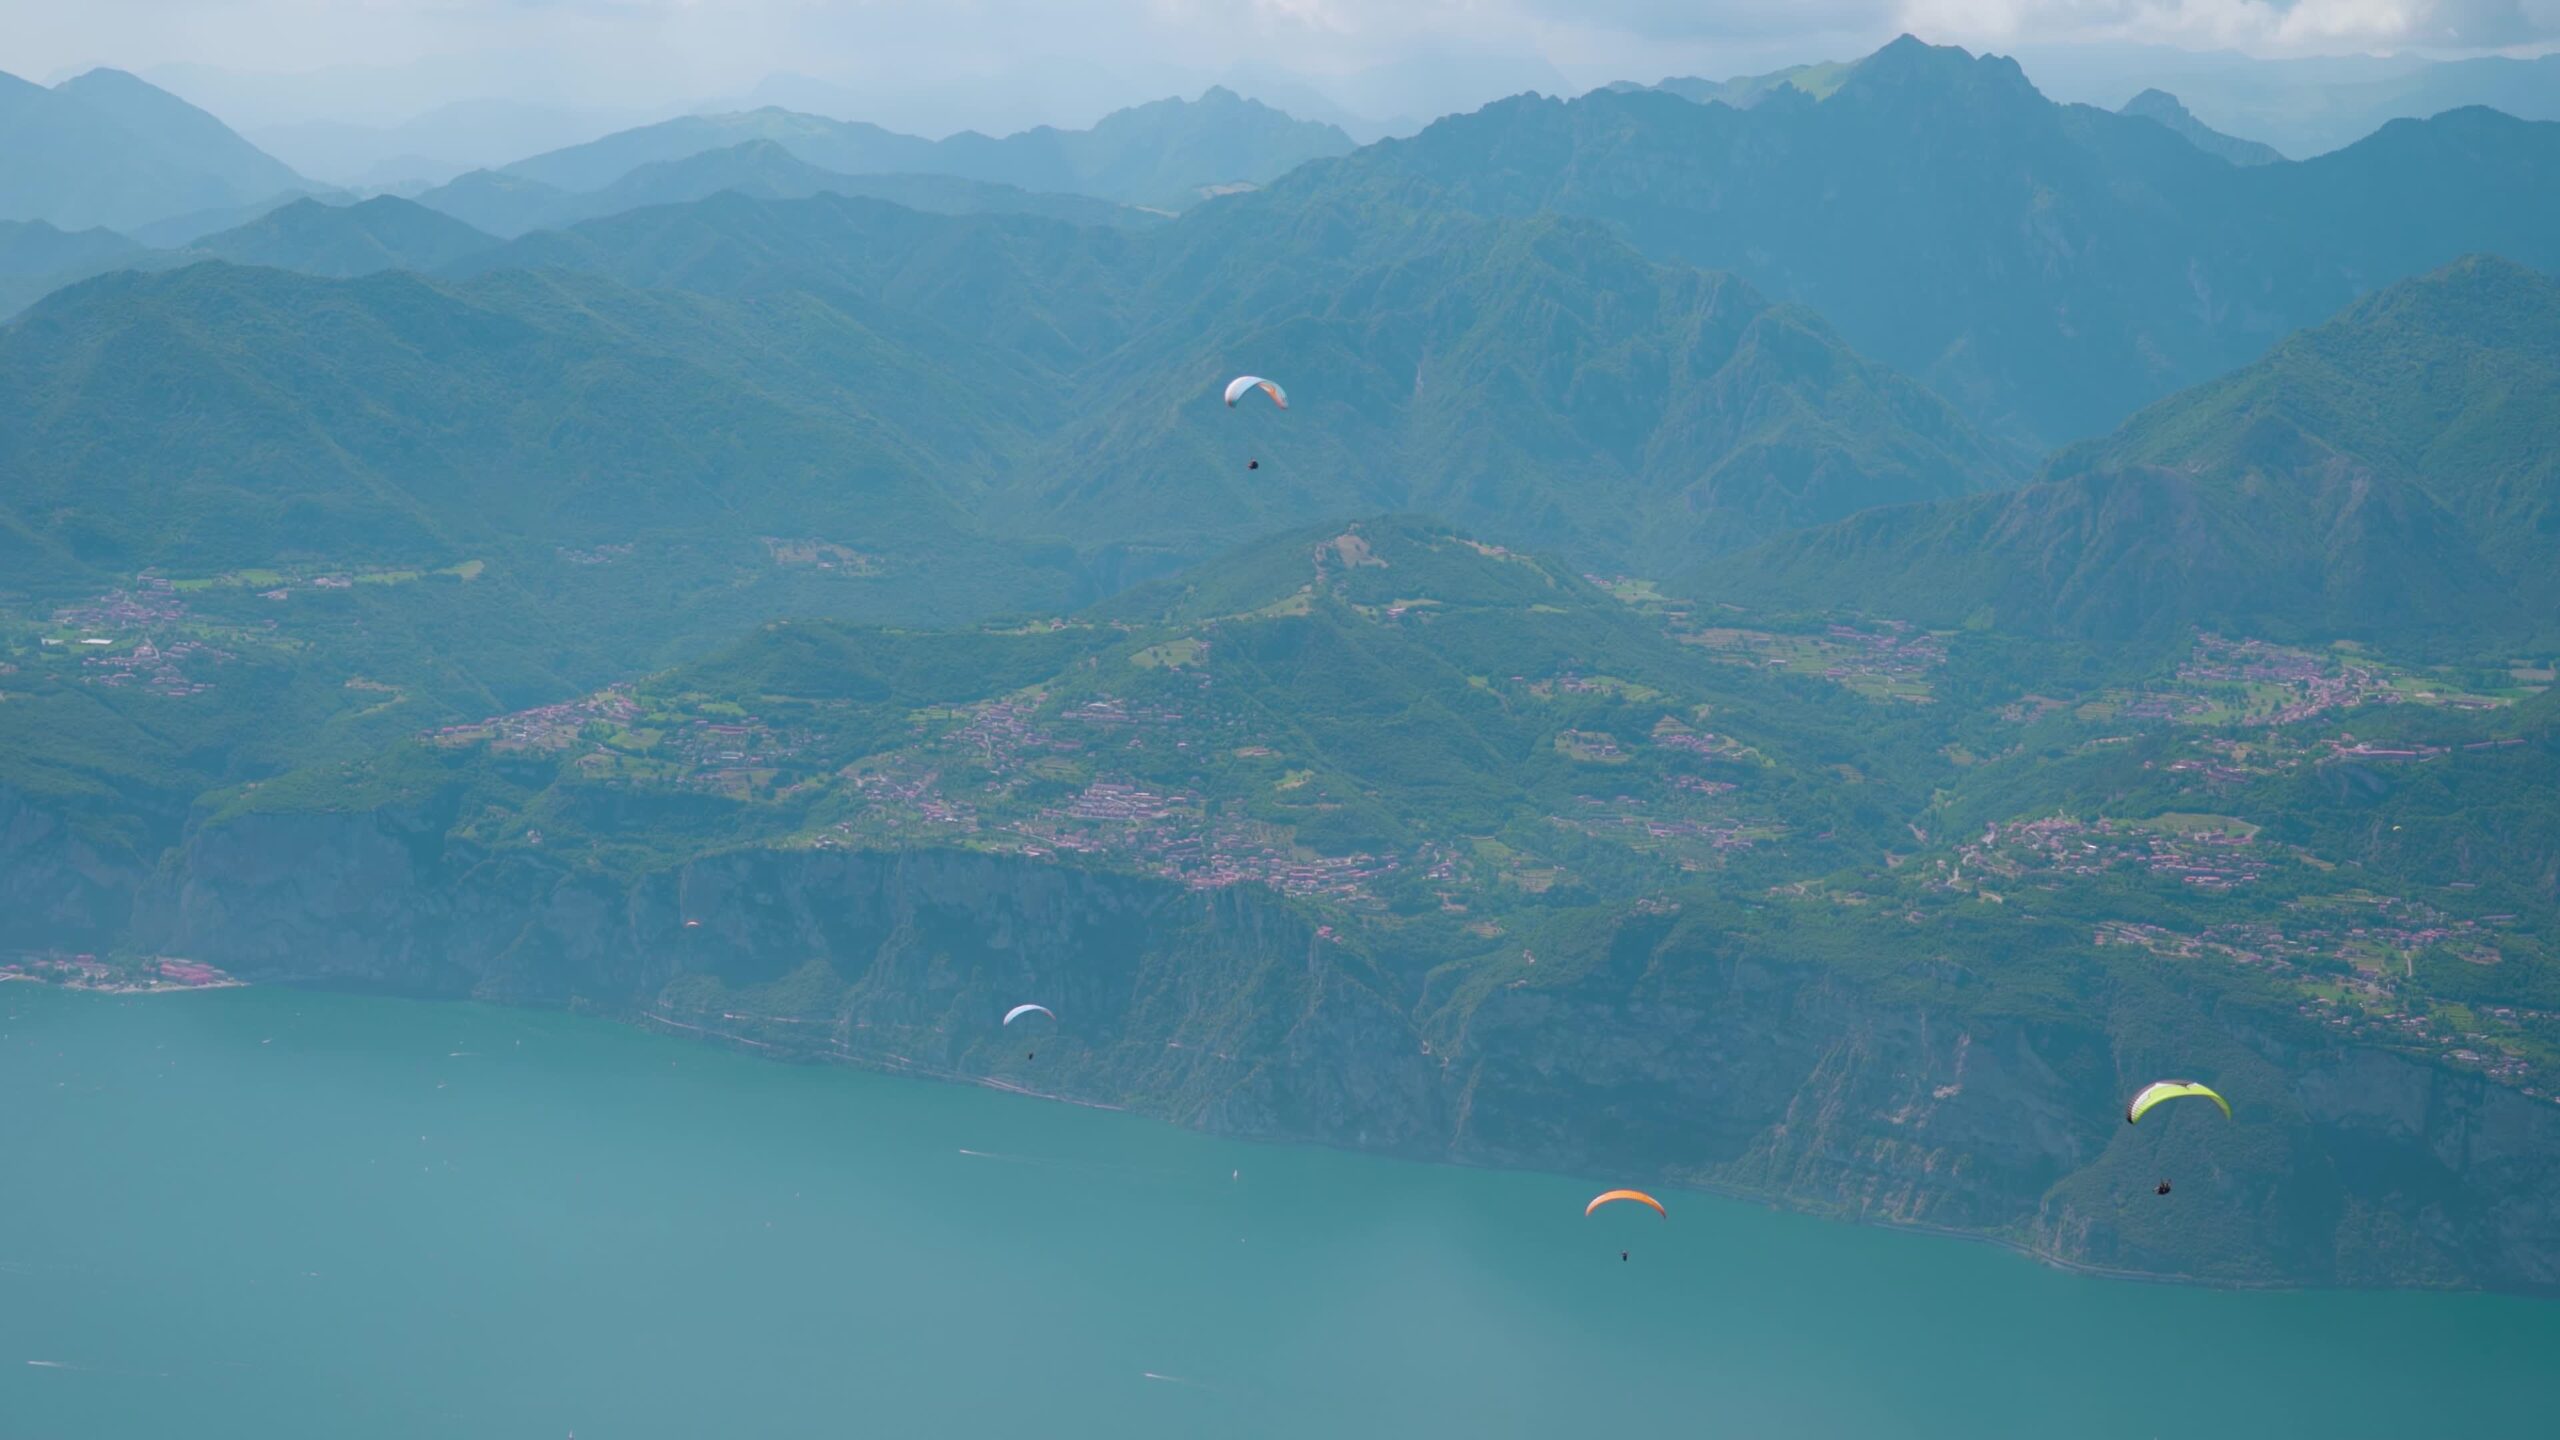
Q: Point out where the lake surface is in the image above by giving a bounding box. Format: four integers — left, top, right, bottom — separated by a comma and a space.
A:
5, 985, 2556, 1439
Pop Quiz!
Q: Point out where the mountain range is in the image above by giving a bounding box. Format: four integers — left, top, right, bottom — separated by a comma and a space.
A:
1345, 37, 2560, 447
1697, 255, 2560, 655
467, 86, 1350, 214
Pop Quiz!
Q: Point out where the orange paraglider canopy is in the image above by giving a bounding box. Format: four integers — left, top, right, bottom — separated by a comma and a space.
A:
1584, 1189, 1666, 1218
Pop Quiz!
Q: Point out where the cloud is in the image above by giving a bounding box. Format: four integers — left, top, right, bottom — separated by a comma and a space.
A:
4, 0, 2552, 134
1888, 0, 2560, 51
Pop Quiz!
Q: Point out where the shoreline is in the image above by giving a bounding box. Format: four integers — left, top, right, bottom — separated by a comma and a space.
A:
26, 982, 2520, 1299
1, 961, 245, 996
629, 1000, 2419, 1297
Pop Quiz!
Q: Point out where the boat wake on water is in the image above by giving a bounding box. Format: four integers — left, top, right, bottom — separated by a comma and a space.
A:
1141, 1371, 1219, 1393
26, 1359, 172, 1378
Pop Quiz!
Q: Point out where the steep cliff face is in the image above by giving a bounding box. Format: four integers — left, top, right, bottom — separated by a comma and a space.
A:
0, 786, 163, 950
152, 808, 1450, 1151
1439, 914, 2560, 1290
137, 809, 2560, 1293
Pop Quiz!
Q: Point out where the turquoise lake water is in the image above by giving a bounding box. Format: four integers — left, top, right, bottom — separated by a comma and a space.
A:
5, 984, 2556, 1438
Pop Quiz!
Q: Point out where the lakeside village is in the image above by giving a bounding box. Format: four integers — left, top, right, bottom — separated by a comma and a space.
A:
2, 953, 241, 993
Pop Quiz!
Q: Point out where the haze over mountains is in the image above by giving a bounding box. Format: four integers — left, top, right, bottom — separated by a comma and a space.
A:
7, 32, 2560, 1293
0, 70, 1348, 243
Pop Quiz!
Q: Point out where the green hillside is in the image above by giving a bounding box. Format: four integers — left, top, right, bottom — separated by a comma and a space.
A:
203, 516, 1932, 917
0, 256, 1118, 856
0, 261, 990, 581
1699, 258, 2560, 653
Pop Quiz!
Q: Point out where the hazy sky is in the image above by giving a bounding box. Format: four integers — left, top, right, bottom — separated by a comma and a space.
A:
8, 0, 2558, 134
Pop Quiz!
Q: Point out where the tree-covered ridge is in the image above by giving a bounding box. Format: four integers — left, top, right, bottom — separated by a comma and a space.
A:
1695, 257, 2560, 654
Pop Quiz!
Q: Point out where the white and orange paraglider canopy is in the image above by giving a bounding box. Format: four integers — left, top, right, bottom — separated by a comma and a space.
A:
1223, 375, 1287, 409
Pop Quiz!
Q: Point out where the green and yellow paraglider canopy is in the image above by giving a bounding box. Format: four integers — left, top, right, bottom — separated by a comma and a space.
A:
2125, 1080, 2231, 1125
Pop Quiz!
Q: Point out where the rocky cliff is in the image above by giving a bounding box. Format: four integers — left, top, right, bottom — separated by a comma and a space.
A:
48, 800, 2560, 1294
0, 785, 167, 950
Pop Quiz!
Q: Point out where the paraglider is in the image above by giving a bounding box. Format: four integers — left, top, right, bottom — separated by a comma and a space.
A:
1004, 1003, 1054, 1060
2125, 1080, 2230, 1125
1585, 1189, 1666, 1218
1223, 375, 1286, 409
2127, 1080, 2227, 1196
1586, 1189, 1663, 1262
1224, 376, 1282, 470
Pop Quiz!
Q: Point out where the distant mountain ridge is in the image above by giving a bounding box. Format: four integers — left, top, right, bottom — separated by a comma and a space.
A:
1695, 256, 2560, 653
1337, 36, 2560, 446
0, 67, 306, 232
420, 140, 1159, 237
1619, 61, 1855, 107
2119, 89, 2283, 166
188, 196, 499, 277
485, 87, 1352, 212
0, 220, 145, 313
